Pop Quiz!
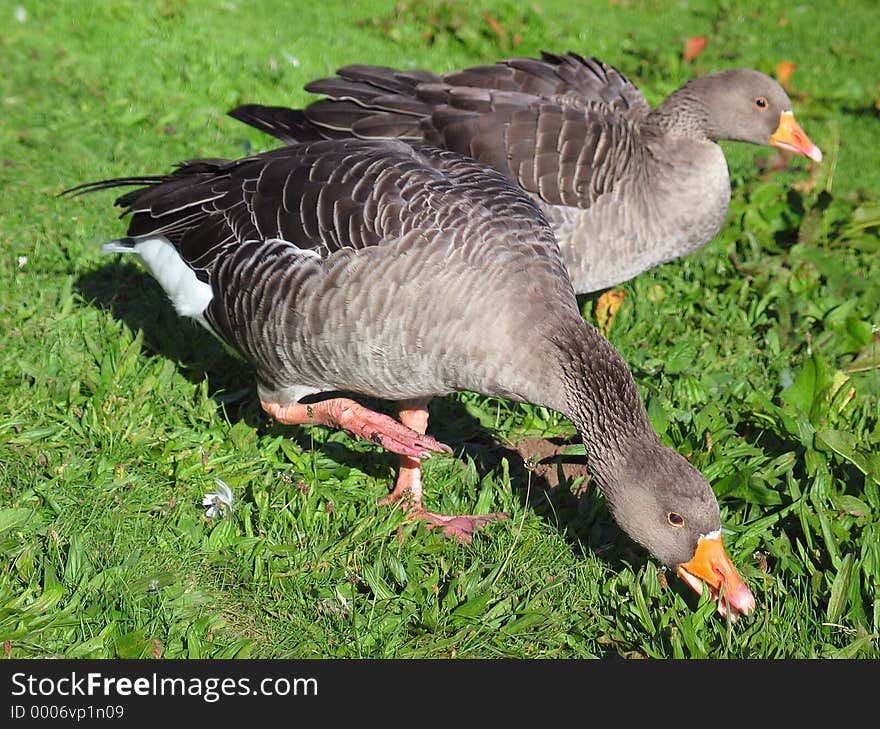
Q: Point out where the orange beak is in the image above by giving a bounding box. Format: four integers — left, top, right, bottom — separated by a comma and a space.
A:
770, 110, 823, 162
677, 533, 756, 620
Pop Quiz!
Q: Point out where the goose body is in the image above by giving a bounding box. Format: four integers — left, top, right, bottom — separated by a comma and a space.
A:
230, 51, 821, 293
70, 138, 755, 618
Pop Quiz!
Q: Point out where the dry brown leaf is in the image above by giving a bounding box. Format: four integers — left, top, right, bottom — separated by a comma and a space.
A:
755, 150, 792, 179
482, 11, 506, 40
776, 60, 797, 90
683, 35, 708, 62
792, 172, 819, 194
595, 288, 626, 336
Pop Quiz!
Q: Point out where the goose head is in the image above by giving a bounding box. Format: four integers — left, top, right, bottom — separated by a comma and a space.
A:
595, 434, 755, 619
657, 68, 822, 162
555, 322, 756, 620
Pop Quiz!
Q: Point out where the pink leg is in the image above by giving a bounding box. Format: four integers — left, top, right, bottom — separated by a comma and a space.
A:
377, 401, 430, 508
261, 397, 452, 459
380, 399, 507, 544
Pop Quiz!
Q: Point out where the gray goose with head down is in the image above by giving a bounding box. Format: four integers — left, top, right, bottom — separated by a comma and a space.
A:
230, 51, 822, 294
68, 138, 755, 618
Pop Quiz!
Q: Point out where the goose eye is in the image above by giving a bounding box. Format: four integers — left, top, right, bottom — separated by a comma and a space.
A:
667, 512, 685, 527
755, 96, 768, 109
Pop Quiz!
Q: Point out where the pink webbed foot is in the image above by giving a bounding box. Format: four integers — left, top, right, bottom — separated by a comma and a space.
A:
381, 402, 507, 544
379, 455, 507, 544
415, 509, 508, 545
266, 397, 506, 543
261, 397, 452, 459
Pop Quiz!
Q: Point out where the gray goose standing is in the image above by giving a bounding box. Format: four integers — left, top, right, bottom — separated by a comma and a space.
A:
68, 138, 755, 618
230, 51, 822, 294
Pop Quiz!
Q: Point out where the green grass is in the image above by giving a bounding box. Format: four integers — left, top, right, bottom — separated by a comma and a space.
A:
1, 0, 878, 659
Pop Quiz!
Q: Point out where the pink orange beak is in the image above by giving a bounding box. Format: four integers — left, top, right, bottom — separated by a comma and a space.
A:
770, 110, 823, 162
677, 533, 756, 620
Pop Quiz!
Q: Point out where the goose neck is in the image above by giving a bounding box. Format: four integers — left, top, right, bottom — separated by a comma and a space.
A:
552, 319, 654, 480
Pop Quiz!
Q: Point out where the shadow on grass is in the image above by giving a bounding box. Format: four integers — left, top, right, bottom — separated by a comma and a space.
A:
75, 260, 648, 578
840, 104, 880, 120
75, 260, 253, 396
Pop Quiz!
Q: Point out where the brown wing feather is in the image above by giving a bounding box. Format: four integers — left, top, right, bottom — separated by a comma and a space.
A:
68, 139, 562, 274
228, 52, 650, 209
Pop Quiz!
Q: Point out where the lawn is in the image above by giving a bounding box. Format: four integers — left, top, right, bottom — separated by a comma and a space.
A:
1, 0, 878, 659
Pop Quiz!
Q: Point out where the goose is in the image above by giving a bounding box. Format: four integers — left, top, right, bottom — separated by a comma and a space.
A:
67, 137, 756, 618
229, 51, 822, 294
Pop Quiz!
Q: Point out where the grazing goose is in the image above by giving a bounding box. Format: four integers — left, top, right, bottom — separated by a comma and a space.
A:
230, 51, 822, 294
68, 138, 755, 618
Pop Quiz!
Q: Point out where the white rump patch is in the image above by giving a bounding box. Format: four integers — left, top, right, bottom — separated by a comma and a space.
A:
103, 236, 213, 326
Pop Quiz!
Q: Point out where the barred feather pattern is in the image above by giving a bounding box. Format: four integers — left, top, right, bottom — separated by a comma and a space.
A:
293, 52, 651, 210
83, 140, 595, 408
229, 53, 797, 294
71, 134, 736, 574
